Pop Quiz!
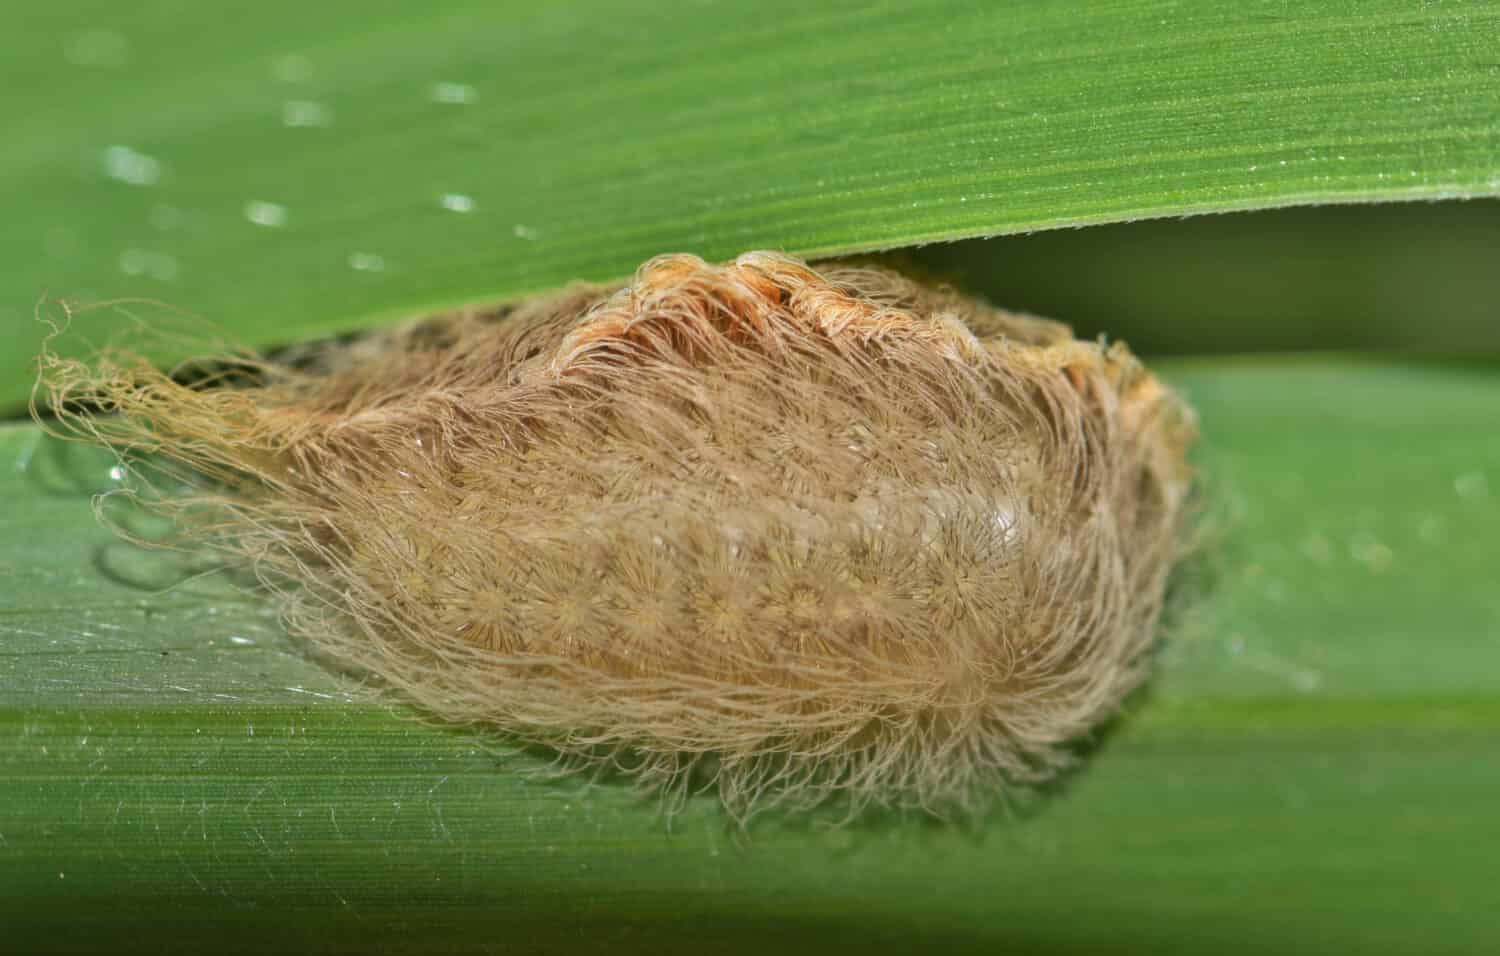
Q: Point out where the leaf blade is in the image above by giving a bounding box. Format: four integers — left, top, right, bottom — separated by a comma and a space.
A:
2, 359, 1497, 951
5, 0, 1499, 405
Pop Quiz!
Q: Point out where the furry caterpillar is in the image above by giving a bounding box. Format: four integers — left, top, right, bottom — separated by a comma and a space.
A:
37, 252, 1195, 820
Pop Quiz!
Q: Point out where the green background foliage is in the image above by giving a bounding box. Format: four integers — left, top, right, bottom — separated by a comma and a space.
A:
2, 0, 1498, 952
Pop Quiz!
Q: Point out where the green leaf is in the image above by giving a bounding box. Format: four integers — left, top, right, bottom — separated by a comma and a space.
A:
4, 359, 1497, 952
5, 0, 1500, 408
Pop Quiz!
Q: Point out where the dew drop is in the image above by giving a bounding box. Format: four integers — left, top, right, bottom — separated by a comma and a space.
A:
348, 252, 386, 272
228, 635, 257, 646
282, 100, 334, 128
117, 248, 148, 276
1454, 471, 1490, 501
513, 224, 540, 240
102, 145, 161, 186
118, 248, 181, 281
244, 200, 288, 228
440, 193, 475, 213
1291, 670, 1322, 693
429, 81, 477, 105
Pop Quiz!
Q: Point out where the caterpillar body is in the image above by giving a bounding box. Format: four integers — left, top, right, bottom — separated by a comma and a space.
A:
38, 252, 1195, 820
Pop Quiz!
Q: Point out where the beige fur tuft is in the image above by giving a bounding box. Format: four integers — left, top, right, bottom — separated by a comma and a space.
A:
36, 252, 1195, 820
